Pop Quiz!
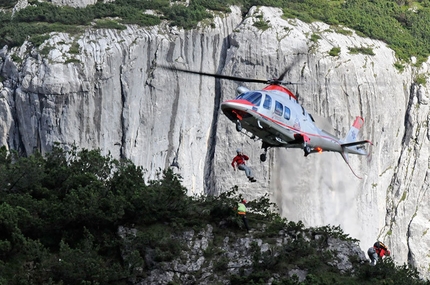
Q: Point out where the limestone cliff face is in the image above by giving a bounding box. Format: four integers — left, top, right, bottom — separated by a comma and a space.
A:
0, 5, 429, 278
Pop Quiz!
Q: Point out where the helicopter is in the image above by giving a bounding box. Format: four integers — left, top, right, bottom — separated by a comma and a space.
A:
163, 65, 372, 178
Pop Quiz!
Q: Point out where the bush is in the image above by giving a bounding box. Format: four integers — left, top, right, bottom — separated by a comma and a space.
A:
93, 19, 127, 30
0, 0, 17, 9
329, 47, 341, 56
253, 20, 270, 31
348, 46, 375, 56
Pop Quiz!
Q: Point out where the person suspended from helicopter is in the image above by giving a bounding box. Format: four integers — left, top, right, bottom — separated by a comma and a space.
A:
367, 241, 391, 266
231, 149, 256, 182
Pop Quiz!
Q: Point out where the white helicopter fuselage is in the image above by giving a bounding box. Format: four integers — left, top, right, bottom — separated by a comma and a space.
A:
221, 84, 370, 161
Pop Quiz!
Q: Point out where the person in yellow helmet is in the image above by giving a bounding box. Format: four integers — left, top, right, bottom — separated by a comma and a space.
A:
237, 199, 250, 232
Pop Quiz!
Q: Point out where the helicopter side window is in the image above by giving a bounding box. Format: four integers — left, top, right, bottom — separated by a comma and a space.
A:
236, 91, 262, 106
274, 101, 283, 116
284, 106, 291, 120
263, 95, 272, 110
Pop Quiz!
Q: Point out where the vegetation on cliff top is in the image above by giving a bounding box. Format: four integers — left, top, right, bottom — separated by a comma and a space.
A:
0, 1, 430, 63
0, 145, 428, 284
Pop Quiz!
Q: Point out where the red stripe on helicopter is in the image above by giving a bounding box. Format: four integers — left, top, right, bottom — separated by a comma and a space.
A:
263, 85, 297, 100
232, 110, 243, 120
352, 116, 364, 129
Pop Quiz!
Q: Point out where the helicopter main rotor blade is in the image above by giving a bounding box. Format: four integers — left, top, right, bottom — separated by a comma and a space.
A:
277, 67, 291, 82
161, 65, 302, 85
161, 66, 270, 84
277, 57, 301, 82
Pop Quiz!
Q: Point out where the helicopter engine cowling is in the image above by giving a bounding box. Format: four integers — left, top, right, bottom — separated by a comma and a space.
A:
236, 86, 250, 96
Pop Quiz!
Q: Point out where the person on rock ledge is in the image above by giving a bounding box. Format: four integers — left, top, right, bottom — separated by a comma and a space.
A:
367, 241, 390, 266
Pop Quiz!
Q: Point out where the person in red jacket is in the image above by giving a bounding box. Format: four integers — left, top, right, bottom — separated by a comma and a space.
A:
231, 149, 256, 182
367, 241, 391, 265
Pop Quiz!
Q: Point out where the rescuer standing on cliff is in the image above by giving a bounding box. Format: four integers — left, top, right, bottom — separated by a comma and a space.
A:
237, 199, 250, 232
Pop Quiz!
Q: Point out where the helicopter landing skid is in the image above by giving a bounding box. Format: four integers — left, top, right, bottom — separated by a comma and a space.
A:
260, 142, 271, 162
235, 120, 242, 132
303, 143, 311, 157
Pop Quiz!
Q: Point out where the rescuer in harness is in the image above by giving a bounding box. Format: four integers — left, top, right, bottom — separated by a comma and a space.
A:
237, 199, 250, 232
367, 241, 391, 266
231, 149, 256, 182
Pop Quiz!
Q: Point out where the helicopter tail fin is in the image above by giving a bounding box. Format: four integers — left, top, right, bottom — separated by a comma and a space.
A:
339, 116, 373, 178
344, 116, 364, 143
341, 116, 373, 156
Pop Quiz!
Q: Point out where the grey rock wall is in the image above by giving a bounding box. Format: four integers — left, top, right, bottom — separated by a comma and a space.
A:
119, 224, 367, 284
0, 5, 429, 279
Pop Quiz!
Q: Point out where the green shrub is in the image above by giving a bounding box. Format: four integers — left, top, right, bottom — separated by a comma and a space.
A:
310, 33, 321, 43
29, 34, 50, 47
329, 47, 341, 56
394, 61, 405, 72
93, 19, 127, 30
64, 58, 81, 64
414, 73, 427, 85
253, 19, 270, 31
348, 46, 375, 56
10, 54, 22, 63
0, 0, 17, 9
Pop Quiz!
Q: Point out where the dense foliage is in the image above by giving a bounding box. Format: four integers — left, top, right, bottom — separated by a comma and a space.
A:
0, 146, 428, 284
0, 0, 430, 62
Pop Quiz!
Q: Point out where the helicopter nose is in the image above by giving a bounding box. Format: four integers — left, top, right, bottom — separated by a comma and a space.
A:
221, 100, 253, 121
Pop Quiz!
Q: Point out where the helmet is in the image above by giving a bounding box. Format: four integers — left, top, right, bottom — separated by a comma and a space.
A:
236, 148, 241, 153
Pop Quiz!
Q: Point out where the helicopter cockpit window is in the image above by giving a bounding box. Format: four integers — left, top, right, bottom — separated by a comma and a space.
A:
275, 101, 283, 116
284, 106, 291, 120
263, 95, 272, 110
236, 91, 262, 106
